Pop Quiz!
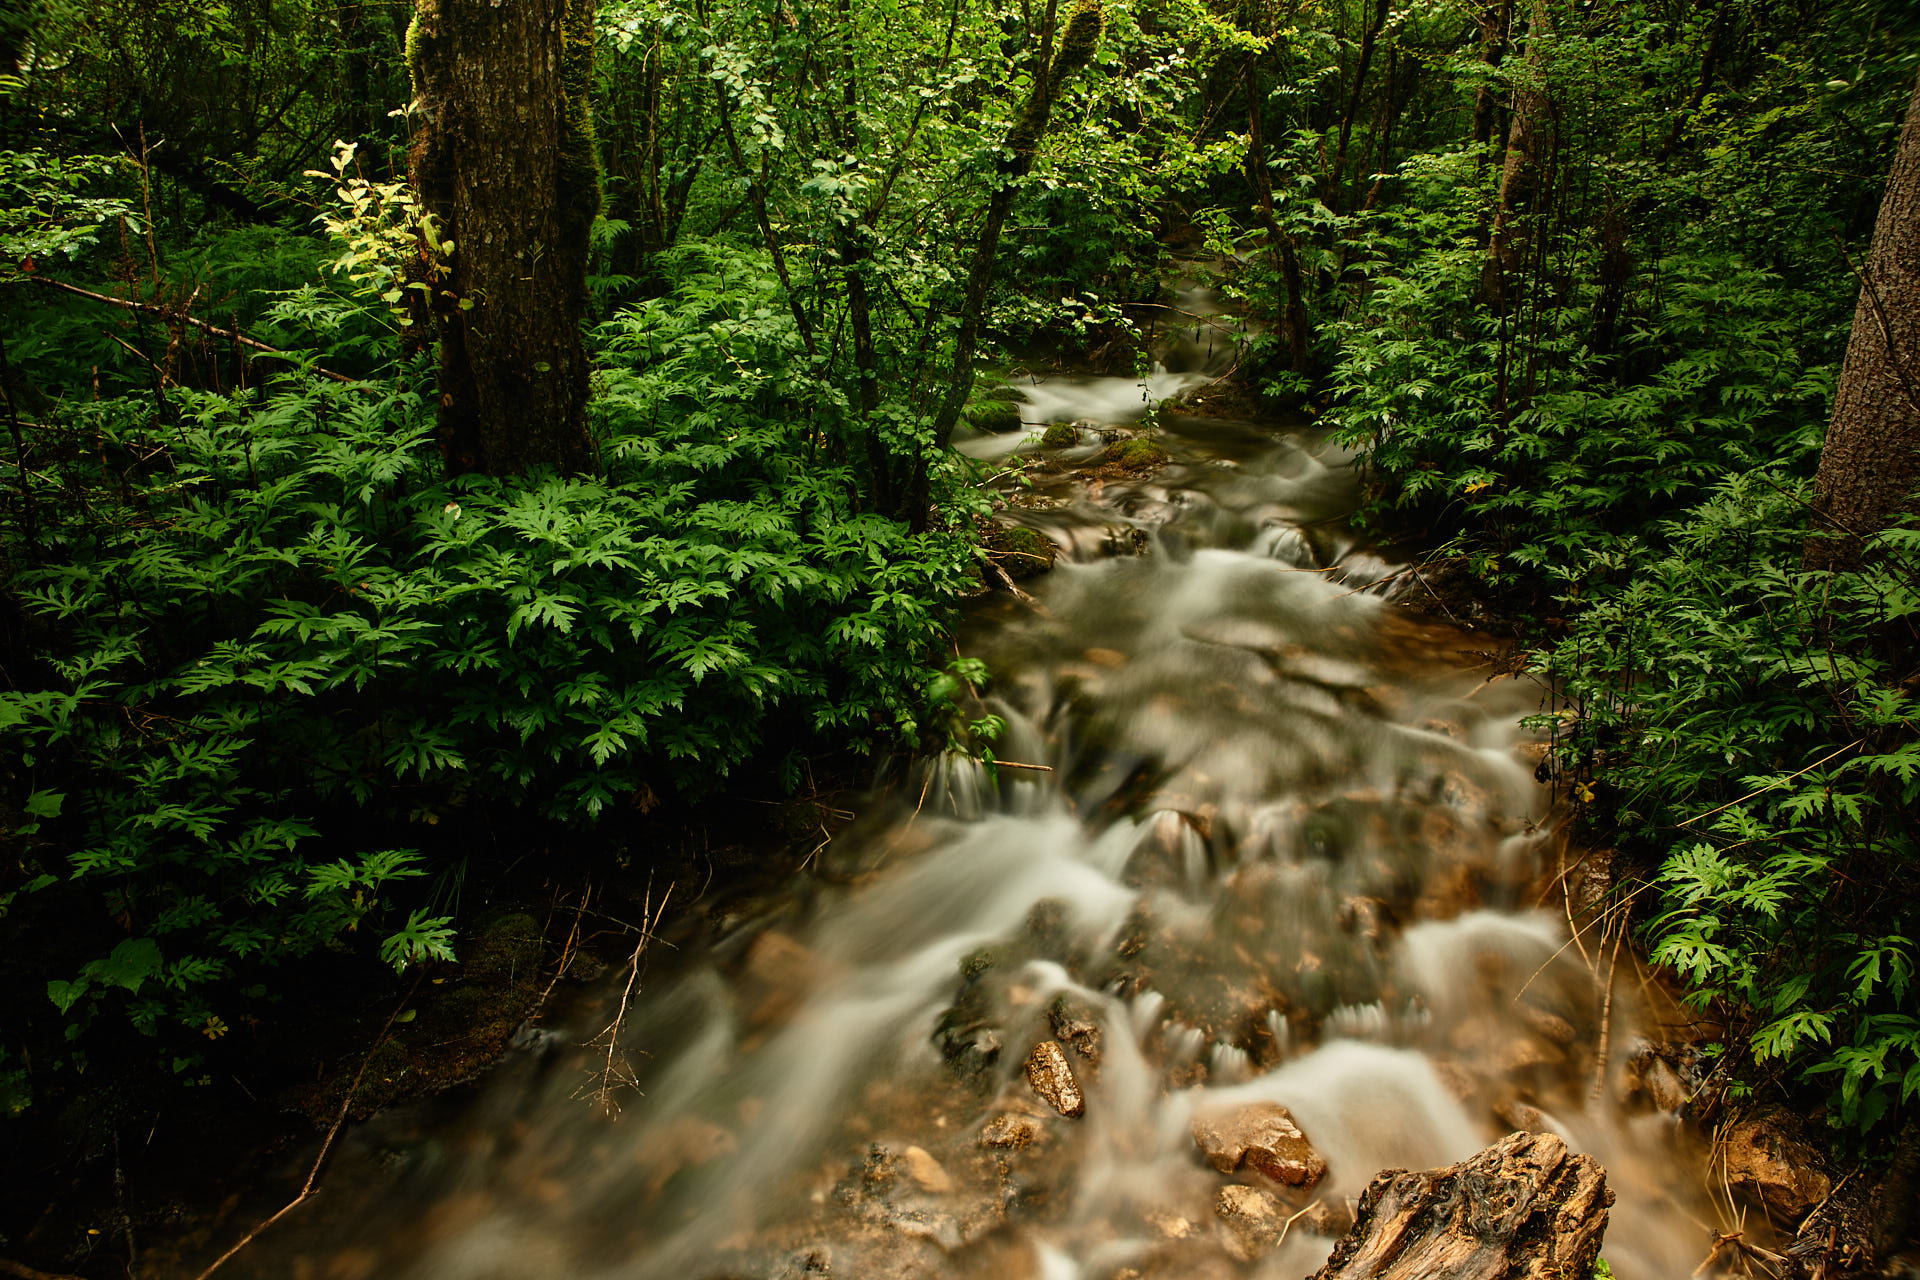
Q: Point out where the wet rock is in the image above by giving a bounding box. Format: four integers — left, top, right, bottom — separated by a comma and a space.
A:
1104, 438, 1170, 471
902, 1145, 953, 1194
1041, 422, 1078, 447
1191, 1101, 1328, 1189
1025, 1041, 1085, 1117
1494, 1099, 1546, 1132
1641, 1055, 1686, 1113
742, 929, 820, 1026
990, 524, 1058, 579
636, 1116, 738, 1195
980, 1113, 1044, 1149
1214, 1184, 1287, 1261
969, 398, 1026, 433
1049, 995, 1103, 1065
1722, 1115, 1832, 1225
1516, 1003, 1577, 1048
1311, 1130, 1611, 1280
1147, 1209, 1197, 1239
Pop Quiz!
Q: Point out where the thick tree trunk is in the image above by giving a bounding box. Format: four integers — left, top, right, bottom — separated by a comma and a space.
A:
1807, 71, 1920, 570
1311, 1131, 1612, 1280
408, 0, 600, 476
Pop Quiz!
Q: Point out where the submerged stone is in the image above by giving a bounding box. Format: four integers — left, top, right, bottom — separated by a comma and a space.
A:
1025, 1040, 1085, 1117
1191, 1100, 1327, 1188
1214, 1184, 1287, 1261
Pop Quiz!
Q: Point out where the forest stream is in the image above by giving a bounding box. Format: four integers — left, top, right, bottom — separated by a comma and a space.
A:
186, 281, 1721, 1280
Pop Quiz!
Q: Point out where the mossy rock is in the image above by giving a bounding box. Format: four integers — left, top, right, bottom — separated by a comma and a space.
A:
1041, 422, 1078, 448
967, 398, 1026, 434
1103, 438, 1169, 471
990, 524, 1057, 579
462, 912, 544, 985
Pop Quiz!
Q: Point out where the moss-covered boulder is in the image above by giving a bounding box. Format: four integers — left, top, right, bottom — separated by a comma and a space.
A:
967, 397, 1027, 434
1042, 422, 1079, 448
1104, 438, 1169, 470
462, 912, 544, 984
990, 524, 1058, 579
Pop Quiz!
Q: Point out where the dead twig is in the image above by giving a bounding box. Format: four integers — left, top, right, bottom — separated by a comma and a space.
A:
189, 974, 424, 1280
536, 882, 593, 1009
579, 881, 674, 1116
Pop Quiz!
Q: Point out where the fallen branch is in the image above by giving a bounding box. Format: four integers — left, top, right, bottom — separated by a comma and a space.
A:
980, 553, 1039, 607
28, 276, 361, 386
189, 975, 423, 1280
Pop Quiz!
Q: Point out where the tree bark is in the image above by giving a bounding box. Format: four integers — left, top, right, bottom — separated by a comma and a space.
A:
1481, 0, 1553, 312
408, 0, 601, 477
1246, 61, 1312, 377
1807, 71, 1920, 570
910, 0, 1102, 523
1311, 1131, 1612, 1280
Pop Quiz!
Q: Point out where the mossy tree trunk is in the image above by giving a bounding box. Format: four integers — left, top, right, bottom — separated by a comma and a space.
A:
1807, 70, 1920, 570
408, 0, 600, 477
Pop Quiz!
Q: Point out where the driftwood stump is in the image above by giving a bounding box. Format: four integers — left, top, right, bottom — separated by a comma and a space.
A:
1311, 1131, 1612, 1280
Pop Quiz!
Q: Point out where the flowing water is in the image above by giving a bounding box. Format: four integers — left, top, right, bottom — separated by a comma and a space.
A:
205, 286, 1718, 1280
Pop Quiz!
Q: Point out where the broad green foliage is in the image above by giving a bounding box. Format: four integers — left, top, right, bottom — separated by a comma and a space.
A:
1544, 484, 1920, 1131
2, 275, 970, 1053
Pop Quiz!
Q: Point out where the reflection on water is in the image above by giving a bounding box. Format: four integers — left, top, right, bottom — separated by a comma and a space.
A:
202, 313, 1714, 1280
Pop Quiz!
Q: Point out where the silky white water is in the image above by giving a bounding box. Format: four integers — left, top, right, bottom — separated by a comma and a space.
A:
203, 312, 1717, 1280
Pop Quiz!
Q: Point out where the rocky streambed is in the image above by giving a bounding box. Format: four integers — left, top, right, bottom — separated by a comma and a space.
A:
167, 300, 1741, 1280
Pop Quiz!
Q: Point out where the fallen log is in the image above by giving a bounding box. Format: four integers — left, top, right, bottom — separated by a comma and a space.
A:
1311, 1131, 1612, 1280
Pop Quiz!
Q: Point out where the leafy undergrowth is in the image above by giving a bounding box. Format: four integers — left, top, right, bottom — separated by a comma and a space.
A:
0, 291, 974, 1106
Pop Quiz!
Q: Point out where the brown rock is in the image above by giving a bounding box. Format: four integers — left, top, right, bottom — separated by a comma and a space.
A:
1215, 1184, 1287, 1262
1516, 1003, 1577, 1047
1191, 1101, 1328, 1189
1311, 1131, 1611, 1280
1722, 1117, 1832, 1226
1494, 1099, 1546, 1132
902, 1145, 952, 1194
980, 1113, 1044, 1149
1049, 996, 1104, 1065
1025, 1041, 1086, 1118
1640, 1054, 1687, 1113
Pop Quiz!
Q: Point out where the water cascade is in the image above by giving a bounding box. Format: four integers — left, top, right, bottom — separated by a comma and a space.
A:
212, 287, 1714, 1280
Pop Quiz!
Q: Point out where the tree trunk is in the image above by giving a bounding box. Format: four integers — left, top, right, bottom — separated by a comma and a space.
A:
910, 0, 1102, 524
1311, 1131, 1612, 1280
1481, 0, 1552, 312
1471, 0, 1512, 152
1246, 61, 1312, 377
1806, 71, 1920, 570
408, 0, 600, 477
1325, 0, 1391, 217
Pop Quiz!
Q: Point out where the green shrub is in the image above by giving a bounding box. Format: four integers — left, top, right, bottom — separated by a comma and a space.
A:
0, 273, 973, 1059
